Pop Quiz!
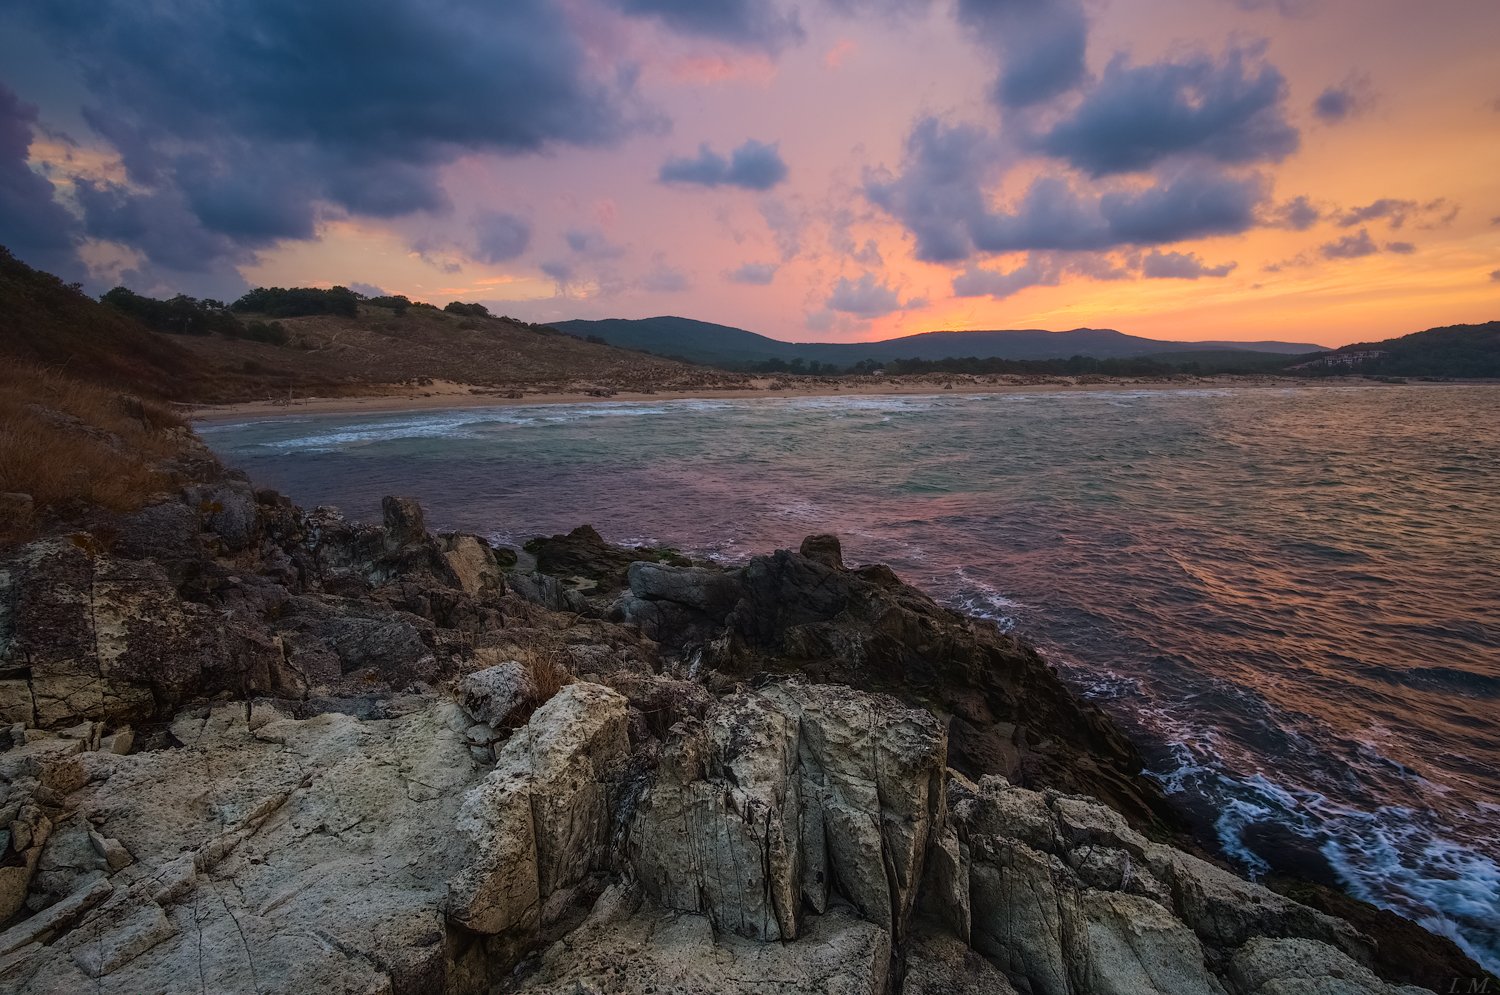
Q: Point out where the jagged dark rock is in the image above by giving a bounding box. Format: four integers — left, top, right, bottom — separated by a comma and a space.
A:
1, 475, 1490, 993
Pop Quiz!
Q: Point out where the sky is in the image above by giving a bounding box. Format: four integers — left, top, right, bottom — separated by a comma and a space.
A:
1, 0, 1497, 348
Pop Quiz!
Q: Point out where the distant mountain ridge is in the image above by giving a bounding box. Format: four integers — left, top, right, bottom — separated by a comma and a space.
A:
553, 316, 1327, 367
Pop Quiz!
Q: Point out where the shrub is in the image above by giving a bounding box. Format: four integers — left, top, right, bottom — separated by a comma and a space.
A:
231, 286, 360, 318
367, 294, 412, 314
101, 286, 242, 336
443, 301, 490, 318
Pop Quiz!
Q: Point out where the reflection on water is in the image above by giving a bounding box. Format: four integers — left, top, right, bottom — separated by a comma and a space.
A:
201, 384, 1500, 970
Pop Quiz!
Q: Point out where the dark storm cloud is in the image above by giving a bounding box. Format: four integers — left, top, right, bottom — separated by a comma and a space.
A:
1320, 229, 1379, 259
1141, 250, 1237, 279
1038, 45, 1299, 176
472, 211, 532, 264
0, 83, 83, 277
6, 0, 641, 276
659, 140, 789, 191
867, 117, 1270, 262
605, 0, 803, 51
1313, 73, 1376, 124
955, 0, 1090, 108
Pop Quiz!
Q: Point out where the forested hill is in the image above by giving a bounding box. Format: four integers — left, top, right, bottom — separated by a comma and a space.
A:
1294, 321, 1500, 377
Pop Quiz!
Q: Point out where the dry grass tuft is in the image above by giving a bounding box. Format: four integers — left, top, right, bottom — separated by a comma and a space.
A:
0, 363, 194, 543
525, 646, 573, 709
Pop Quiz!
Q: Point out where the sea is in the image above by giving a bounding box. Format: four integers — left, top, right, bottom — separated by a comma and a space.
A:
198, 383, 1500, 971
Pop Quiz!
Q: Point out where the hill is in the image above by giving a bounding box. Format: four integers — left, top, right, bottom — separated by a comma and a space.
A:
0, 246, 206, 400
553, 316, 1325, 368
1296, 321, 1500, 377
0, 247, 748, 404
171, 303, 732, 402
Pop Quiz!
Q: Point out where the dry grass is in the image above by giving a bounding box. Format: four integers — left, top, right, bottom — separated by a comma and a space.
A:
524, 647, 573, 709
0, 363, 194, 542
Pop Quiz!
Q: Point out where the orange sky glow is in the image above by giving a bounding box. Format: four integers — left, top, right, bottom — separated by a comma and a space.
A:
3, 0, 1497, 348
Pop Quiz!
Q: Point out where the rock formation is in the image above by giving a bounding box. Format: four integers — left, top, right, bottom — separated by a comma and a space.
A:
1, 472, 1489, 993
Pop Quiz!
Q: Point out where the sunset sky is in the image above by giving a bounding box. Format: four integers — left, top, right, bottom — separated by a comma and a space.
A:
2, 0, 1497, 347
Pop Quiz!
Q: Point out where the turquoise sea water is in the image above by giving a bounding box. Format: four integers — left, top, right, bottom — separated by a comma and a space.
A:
200, 384, 1500, 970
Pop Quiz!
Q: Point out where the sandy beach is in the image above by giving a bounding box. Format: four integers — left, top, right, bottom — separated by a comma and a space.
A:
188, 374, 1332, 422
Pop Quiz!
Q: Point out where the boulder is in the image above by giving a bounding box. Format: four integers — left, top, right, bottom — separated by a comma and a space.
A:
952, 777, 1390, 995
187, 478, 260, 553
630, 682, 947, 945
449, 682, 630, 941
382, 495, 428, 544
798, 534, 844, 569
442, 533, 505, 596
458, 661, 535, 729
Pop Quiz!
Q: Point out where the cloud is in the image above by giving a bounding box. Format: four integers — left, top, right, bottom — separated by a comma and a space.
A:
659, 139, 789, 190
6, 0, 643, 281
726, 261, 778, 284
1313, 73, 1376, 123
952, 255, 1062, 300
0, 83, 84, 277
565, 226, 626, 258
1222, 0, 1319, 16
349, 282, 388, 297
1491, 269, 1500, 282
1141, 250, 1238, 279
955, 0, 1090, 108
472, 210, 531, 263
1337, 197, 1456, 230
605, 0, 803, 52
1320, 229, 1379, 259
1269, 195, 1320, 230
826, 272, 908, 318
1385, 241, 1416, 254
640, 258, 690, 292
759, 198, 806, 260
1038, 44, 1299, 176
868, 117, 1271, 262
864, 118, 1002, 263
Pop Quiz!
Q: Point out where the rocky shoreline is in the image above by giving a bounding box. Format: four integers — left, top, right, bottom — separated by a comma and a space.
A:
0, 443, 1490, 992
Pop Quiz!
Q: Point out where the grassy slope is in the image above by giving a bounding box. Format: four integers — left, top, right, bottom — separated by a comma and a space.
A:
174, 305, 734, 400
0, 247, 206, 400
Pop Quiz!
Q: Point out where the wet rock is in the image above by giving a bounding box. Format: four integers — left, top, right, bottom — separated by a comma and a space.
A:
712, 537, 1179, 833
382, 495, 428, 543
526, 525, 647, 589
798, 533, 844, 570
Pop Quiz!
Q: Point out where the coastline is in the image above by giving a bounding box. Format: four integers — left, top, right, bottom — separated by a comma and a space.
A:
189, 373, 1349, 422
